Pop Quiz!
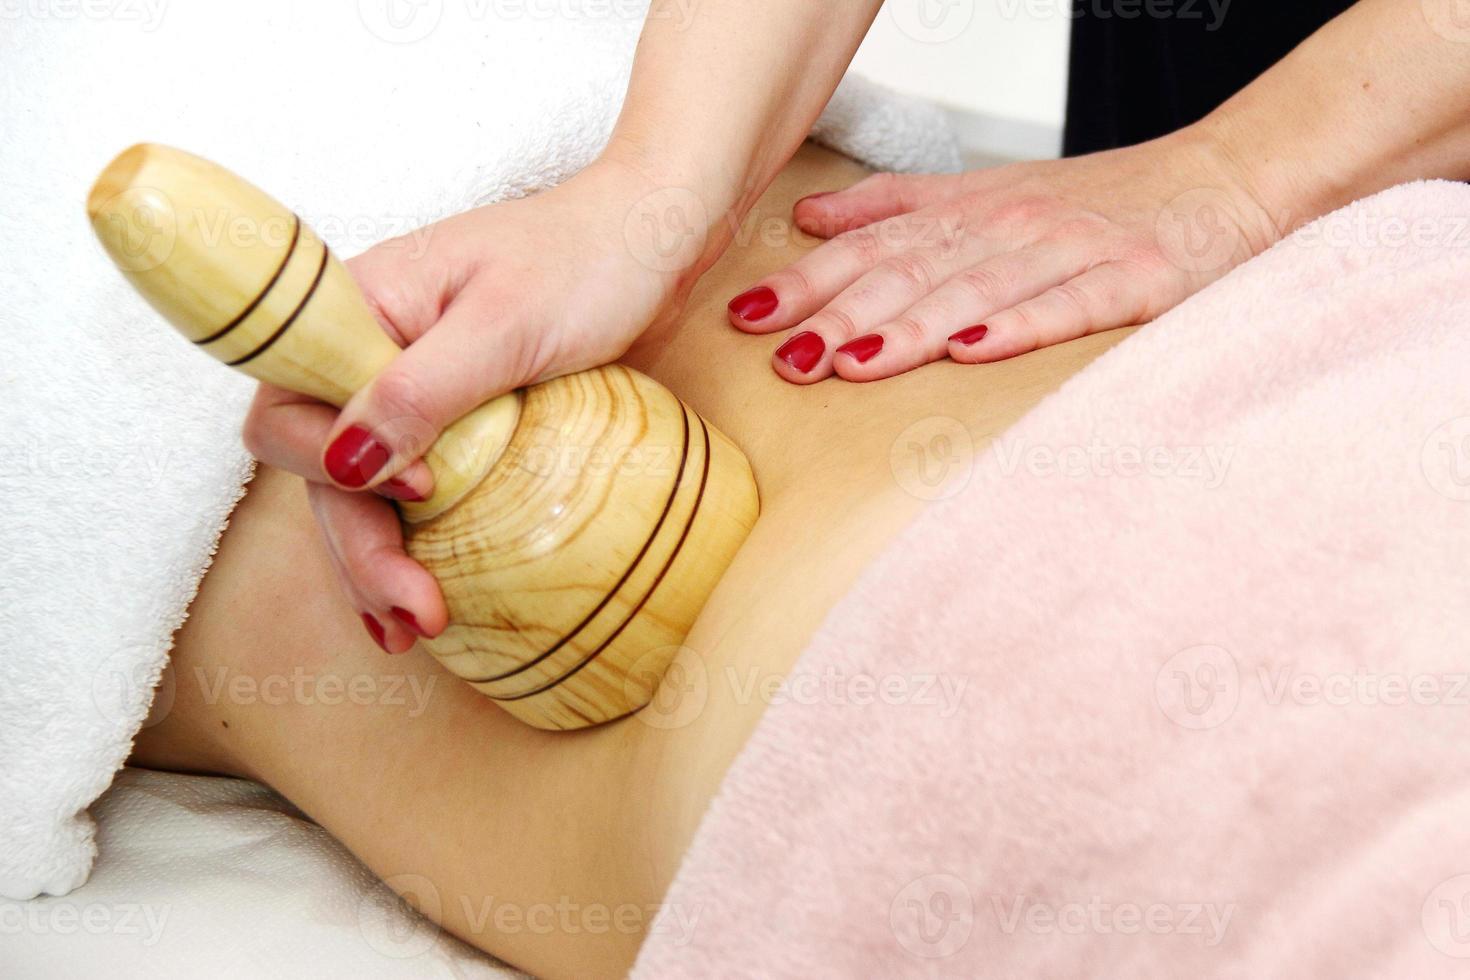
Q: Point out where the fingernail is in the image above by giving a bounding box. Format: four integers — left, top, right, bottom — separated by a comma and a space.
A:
361, 612, 389, 652
728, 286, 779, 322
376, 477, 425, 502
949, 324, 990, 346
390, 606, 428, 638
774, 331, 825, 374
836, 333, 884, 364
325, 426, 391, 489
796, 191, 834, 207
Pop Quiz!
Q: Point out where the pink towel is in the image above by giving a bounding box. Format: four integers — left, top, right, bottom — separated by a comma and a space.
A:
634, 181, 1470, 978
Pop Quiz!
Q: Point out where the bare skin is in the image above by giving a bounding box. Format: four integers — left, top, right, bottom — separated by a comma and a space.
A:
131, 144, 1131, 978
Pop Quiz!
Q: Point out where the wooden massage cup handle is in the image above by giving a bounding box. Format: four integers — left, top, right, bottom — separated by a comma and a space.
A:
87, 144, 759, 730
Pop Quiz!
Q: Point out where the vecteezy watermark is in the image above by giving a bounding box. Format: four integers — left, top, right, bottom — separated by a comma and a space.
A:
0, 901, 170, 946
89, 184, 439, 273
1157, 645, 1470, 730
1294, 212, 1470, 253
357, 873, 700, 960
627, 646, 970, 730
357, 0, 698, 44
1156, 186, 1250, 275
623, 185, 710, 275
995, 0, 1233, 31
990, 894, 1236, 946
192, 666, 437, 717
1422, 416, 1470, 502
993, 437, 1235, 489
0, 0, 167, 30
1, 437, 191, 490
628, 644, 709, 730
890, 875, 1236, 959
1424, 874, 1470, 958
1155, 644, 1241, 731
887, 0, 975, 44
1257, 667, 1470, 709
729, 665, 970, 718
92, 645, 174, 729
890, 415, 976, 502
1422, 0, 1470, 43
891, 874, 975, 959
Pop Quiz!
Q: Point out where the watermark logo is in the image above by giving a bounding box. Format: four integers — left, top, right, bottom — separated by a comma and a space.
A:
890, 415, 975, 501
91, 185, 177, 273
623, 185, 709, 275
357, 0, 443, 43
628, 644, 709, 730
0, 901, 170, 945
891, 873, 975, 958
1423, 874, 1470, 957
889, 0, 975, 43
1155, 644, 1240, 730
993, 437, 1234, 488
358, 873, 444, 959
1421, 416, 1470, 501
0, 0, 168, 31
994, 0, 1232, 32
992, 895, 1235, 946
92, 645, 173, 728
192, 666, 437, 717
1423, 0, 1470, 42
1156, 187, 1247, 275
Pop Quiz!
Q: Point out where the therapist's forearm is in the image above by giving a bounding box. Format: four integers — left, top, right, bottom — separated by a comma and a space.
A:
1202, 0, 1470, 232
600, 0, 882, 266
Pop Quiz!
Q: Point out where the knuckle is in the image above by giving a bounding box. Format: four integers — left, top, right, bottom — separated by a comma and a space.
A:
833, 228, 884, 267
889, 314, 931, 345
1050, 281, 1095, 319
370, 369, 436, 430
240, 409, 274, 461
809, 305, 862, 339
883, 251, 938, 293
954, 264, 1011, 303
988, 195, 1055, 228
770, 263, 817, 306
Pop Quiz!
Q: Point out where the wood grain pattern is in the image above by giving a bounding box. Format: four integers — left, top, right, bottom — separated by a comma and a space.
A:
88, 143, 759, 730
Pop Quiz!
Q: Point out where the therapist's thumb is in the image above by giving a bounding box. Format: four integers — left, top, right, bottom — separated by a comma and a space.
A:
318, 290, 538, 492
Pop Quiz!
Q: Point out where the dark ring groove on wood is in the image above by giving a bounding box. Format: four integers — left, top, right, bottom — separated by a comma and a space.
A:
226, 238, 329, 367
195, 213, 301, 345
494, 409, 713, 704
463, 388, 691, 685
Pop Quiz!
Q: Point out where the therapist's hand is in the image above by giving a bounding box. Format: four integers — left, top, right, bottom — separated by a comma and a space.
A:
728, 127, 1284, 383
241, 157, 692, 652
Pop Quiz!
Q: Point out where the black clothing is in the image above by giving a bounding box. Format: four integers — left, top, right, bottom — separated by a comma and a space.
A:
1063, 0, 1357, 156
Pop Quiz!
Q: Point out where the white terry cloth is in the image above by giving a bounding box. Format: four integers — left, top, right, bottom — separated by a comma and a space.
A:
0, 3, 960, 901
3, 768, 525, 978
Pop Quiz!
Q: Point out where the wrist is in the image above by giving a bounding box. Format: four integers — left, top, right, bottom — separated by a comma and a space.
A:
1170, 114, 1302, 258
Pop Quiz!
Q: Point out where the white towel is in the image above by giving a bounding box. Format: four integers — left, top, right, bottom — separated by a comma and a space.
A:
0, 3, 959, 900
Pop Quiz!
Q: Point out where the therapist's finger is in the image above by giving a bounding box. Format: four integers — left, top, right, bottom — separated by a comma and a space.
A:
947, 262, 1156, 363
306, 481, 448, 653
243, 383, 434, 503
791, 171, 965, 239
318, 281, 542, 493
831, 243, 1092, 381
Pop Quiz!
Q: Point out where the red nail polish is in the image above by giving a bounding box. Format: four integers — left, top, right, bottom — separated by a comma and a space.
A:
361, 612, 389, 652
390, 606, 427, 638
949, 324, 989, 346
377, 477, 425, 502
728, 286, 779, 322
325, 426, 390, 488
836, 333, 884, 364
774, 331, 825, 374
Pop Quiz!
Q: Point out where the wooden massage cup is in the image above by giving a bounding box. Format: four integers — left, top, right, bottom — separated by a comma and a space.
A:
87, 144, 759, 731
